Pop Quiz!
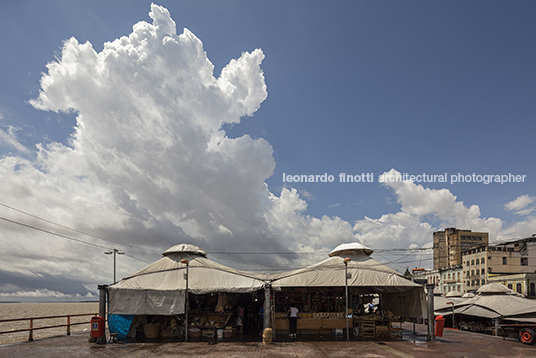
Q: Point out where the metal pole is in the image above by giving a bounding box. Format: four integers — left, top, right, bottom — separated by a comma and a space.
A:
426, 284, 435, 342
185, 264, 189, 341
29, 318, 33, 341
452, 304, 455, 328
181, 259, 189, 342
264, 286, 271, 330
344, 258, 351, 341
345, 263, 349, 341
98, 285, 107, 344
113, 249, 117, 284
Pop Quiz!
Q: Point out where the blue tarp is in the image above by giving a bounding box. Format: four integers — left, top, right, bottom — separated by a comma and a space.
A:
108, 314, 134, 340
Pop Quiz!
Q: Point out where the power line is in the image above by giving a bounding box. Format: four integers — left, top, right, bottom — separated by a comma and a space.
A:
0, 215, 111, 250
0, 201, 162, 253
0, 215, 150, 264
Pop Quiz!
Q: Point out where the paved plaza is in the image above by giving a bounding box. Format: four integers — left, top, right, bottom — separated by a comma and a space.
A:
2, 323, 536, 358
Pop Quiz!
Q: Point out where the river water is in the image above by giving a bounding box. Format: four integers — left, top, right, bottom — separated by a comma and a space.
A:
0, 302, 99, 345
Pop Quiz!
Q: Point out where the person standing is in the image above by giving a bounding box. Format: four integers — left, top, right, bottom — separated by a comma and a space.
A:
237, 304, 245, 333
246, 302, 255, 332
258, 305, 264, 331
288, 304, 299, 338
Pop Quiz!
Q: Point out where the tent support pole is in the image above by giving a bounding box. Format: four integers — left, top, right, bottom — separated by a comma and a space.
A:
264, 286, 271, 331
426, 284, 435, 341
97, 285, 108, 344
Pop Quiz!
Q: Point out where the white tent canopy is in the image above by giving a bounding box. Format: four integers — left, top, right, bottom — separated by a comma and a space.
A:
108, 242, 427, 318
269, 243, 427, 318
435, 283, 536, 323
108, 244, 266, 315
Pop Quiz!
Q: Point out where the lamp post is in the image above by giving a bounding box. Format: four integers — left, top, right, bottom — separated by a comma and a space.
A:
344, 257, 351, 341
181, 259, 189, 342
104, 249, 125, 283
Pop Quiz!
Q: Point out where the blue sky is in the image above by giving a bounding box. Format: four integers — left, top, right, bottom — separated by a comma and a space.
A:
0, 1, 535, 301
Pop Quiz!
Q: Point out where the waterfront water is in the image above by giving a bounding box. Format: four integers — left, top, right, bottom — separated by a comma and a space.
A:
0, 302, 99, 345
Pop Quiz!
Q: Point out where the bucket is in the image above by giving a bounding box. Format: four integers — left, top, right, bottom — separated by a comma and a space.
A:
217, 329, 224, 339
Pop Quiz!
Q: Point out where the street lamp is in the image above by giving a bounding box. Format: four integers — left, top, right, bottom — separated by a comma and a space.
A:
344, 257, 351, 341
104, 249, 125, 283
181, 259, 189, 342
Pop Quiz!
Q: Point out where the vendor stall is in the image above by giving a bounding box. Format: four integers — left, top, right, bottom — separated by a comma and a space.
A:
269, 243, 427, 338
107, 244, 267, 340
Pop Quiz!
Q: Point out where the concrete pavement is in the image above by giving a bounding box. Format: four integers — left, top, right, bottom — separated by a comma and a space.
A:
1, 322, 535, 358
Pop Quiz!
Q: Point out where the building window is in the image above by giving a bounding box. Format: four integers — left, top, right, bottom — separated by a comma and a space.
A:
481, 279, 485, 285
476, 258, 479, 265
471, 260, 475, 265
530, 283, 535, 296
521, 257, 528, 266
481, 268, 485, 275
516, 283, 522, 294
481, 258, 485, 264
508, 283, 513, 290
503, 257, 507, 265
467, 281, 470, 287
471, 270, 474, 276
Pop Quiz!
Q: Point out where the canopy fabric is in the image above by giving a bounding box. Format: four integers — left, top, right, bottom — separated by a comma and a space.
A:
433, 295, 467, 312
108, 249, 266, 315
109, 242, 427, 318
434, 284, 536, 323
108, 288, 186, 315
270, 250, 427, 318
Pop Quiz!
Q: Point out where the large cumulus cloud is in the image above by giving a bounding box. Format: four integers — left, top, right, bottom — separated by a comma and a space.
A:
1, 5, 534, 300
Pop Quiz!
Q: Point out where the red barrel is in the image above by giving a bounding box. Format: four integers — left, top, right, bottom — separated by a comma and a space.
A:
91, 315, 105, 338
435, 315, 445, 337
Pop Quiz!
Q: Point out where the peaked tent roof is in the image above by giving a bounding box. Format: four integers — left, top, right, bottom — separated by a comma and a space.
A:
108, 243, 266, 315
269, 242, 426, 318
435, 283, 536, 322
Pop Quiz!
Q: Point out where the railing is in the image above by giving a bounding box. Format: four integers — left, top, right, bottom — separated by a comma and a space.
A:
0, 313, 98, 341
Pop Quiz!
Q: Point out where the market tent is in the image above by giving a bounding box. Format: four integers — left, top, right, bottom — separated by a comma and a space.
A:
434, 291, 468, 313
436, 283, 536, 323
269, 242, 427, 318
108, 243, 267, 315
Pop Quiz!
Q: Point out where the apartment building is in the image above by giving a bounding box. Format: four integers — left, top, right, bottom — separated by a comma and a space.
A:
433, 228, 489, 270
488, 273, 536, 297
439, 264, 463, 294
412, 268, 439, 287
461, 236, 536, 293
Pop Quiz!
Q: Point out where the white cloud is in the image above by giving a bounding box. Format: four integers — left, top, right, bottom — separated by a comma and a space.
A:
0, 116, 30, 154
1, 5, 534, 299
353, 169, 506, 269
0, 4, 353, 297
0, 288, 95, 299
504, 195, 536, 216
265, 188, 355, 257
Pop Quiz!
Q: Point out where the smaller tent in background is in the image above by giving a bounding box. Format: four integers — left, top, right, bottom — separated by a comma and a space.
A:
435, 283, 536, 331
